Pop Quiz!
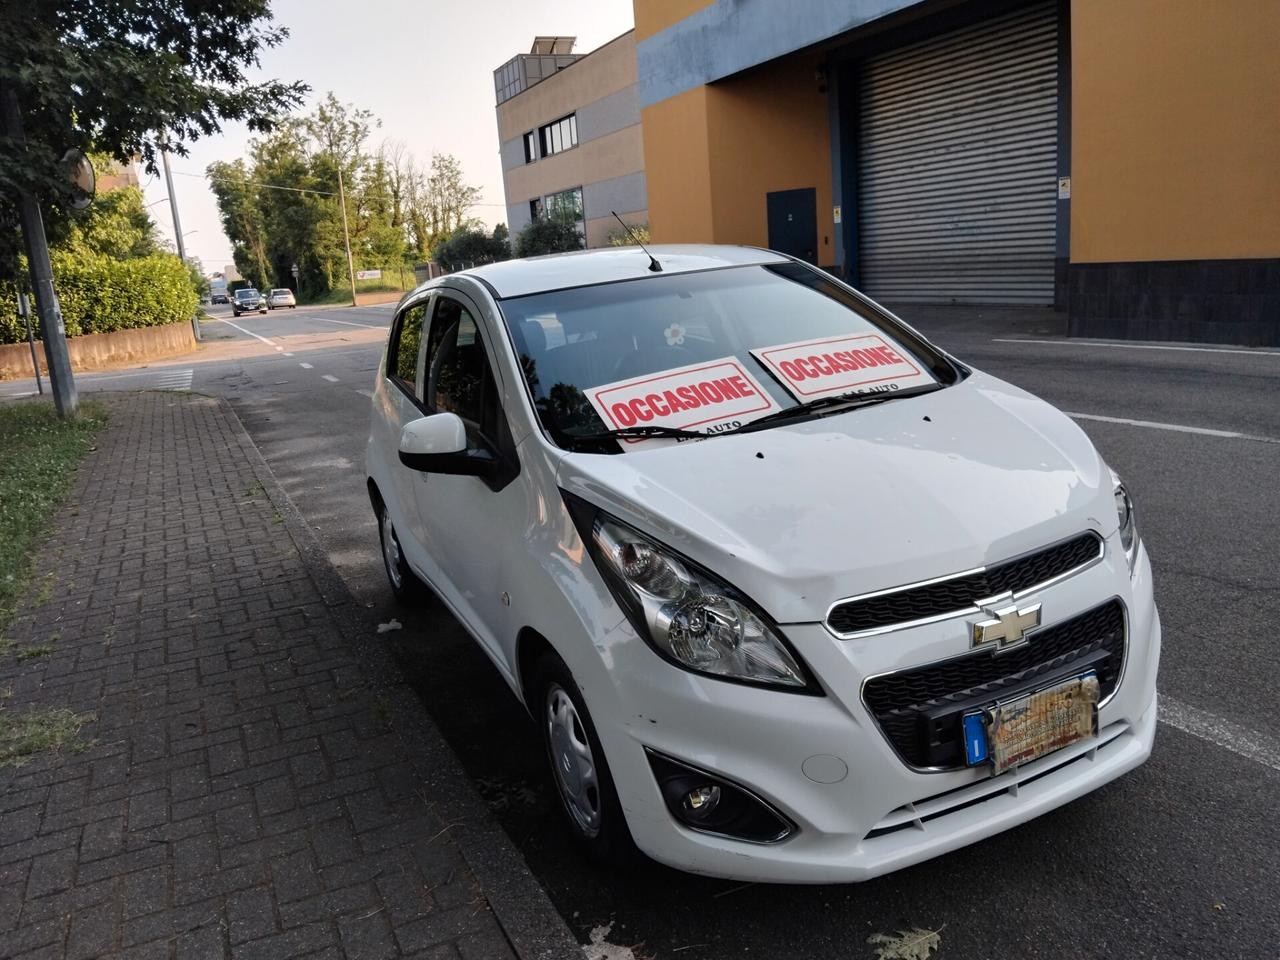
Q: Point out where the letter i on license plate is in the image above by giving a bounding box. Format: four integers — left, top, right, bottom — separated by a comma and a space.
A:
963, 672, 1100, 773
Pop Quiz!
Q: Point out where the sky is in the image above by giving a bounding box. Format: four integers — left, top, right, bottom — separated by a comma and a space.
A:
141, 0, 635, 274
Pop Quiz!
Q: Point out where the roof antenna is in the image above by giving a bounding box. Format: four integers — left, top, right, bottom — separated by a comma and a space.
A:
612, 211, 662, 272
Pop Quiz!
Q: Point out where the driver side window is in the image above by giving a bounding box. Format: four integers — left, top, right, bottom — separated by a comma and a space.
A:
425, 296, 500, 447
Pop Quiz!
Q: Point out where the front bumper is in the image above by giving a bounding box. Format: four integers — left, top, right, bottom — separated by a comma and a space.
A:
592, 534, 1160, 883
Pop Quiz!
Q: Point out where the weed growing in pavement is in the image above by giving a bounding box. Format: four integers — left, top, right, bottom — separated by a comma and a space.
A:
0, 401, 107, 634
0, 705, 94, 767
16, 644, 55, 661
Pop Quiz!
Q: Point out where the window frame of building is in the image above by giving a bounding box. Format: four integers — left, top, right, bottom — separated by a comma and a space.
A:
529, 197, 544, 221
537, 113, 578, 158
523, 131, 537, 164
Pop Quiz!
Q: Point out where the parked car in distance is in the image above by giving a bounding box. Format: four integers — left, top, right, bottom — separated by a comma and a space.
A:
267, 288, 297, 309
231, 288, 267, 316
211, 292, 229, 304
364, 245, 1159, 883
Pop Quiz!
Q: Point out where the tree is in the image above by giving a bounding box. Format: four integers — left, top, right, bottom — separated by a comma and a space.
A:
0, 0, 306, 277
606, 222, 651, 247
431, 225, 511, 271
407, 154, 481, 255
515, 218, 583, 258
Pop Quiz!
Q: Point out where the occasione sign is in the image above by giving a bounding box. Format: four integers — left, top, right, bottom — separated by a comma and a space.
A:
751, 333, 933, 400
585, 357, 780, 449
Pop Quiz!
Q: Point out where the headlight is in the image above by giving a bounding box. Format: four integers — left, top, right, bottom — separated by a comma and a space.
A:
1108, 466, 1140, 572
565, 495, 817, 692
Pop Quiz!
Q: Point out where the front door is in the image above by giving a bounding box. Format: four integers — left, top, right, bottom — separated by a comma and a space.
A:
767, 187, 818, 264
411, 290, 523, 670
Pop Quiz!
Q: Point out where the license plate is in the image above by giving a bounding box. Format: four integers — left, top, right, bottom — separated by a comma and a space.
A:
965, 672, 1100, 773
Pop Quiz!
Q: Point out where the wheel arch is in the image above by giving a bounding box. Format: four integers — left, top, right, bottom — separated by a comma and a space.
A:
515, 626, 556, 717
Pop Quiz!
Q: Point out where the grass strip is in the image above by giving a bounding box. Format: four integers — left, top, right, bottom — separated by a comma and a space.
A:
0, 399, 107, 633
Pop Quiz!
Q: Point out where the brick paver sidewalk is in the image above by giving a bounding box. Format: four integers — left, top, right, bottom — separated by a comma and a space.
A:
0, 393, 570, 959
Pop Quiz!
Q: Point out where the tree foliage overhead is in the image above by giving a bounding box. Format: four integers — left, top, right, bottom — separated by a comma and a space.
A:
0, 0, 306, 276
208, 94, 484, 296
431, 225, 510, 272
515, 218, 583, 258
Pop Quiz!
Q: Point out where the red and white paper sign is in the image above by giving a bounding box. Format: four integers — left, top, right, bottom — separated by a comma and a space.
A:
586, 357, 780, 449
751, 333, 933, 400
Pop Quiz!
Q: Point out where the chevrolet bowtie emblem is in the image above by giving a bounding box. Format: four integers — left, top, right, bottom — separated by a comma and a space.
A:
971, 600, 1042, 652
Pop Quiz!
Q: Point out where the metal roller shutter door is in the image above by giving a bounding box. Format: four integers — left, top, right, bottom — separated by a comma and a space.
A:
857, 2, 1059, 304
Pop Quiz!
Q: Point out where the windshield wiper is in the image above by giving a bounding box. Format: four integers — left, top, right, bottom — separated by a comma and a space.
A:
565, 424, 709, 444
725, 382, 945, 436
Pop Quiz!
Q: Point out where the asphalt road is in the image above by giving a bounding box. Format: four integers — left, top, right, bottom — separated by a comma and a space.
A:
6, 301, 1277, 958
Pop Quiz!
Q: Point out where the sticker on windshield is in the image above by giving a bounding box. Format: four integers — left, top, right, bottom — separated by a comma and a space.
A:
750, 334, 933, 400
586, 357, 780, 449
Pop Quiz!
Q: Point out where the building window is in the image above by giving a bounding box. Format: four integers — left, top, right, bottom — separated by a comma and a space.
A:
529, 197, 543, 221
538, 114, 578, 158
523, 131, 537, 164
544, 186, 583, 224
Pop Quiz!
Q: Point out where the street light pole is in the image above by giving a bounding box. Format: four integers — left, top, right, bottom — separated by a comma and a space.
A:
161, 144, 201, 342
2, 86, 77, 415
335, 164, 357, 307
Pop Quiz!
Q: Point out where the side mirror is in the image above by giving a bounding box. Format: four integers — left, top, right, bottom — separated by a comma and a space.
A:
398, 412, 495, 477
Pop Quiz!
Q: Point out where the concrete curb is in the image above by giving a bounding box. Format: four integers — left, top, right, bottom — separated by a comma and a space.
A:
220, 396, 584, 960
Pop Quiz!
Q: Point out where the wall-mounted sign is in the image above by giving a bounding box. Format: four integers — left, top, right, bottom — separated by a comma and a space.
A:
833, 205, 842, 224
1057, 176, 1071, 200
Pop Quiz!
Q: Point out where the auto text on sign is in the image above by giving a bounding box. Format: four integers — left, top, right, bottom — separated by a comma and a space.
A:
751, 334, 933, 400
586, 358, 780, 450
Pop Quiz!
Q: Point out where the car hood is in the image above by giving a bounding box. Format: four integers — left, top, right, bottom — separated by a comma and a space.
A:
557, 372, 1116, 624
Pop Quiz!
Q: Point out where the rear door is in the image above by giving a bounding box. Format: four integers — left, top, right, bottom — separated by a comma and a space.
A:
373, 295, 433, 571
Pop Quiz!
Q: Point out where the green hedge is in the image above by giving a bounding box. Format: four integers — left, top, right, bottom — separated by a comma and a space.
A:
1, 253, 198, 344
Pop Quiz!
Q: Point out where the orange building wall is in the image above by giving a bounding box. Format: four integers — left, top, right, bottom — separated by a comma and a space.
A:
634, 0, 716, 41
1071, 0, 1280, 262
643, 54, 835, 262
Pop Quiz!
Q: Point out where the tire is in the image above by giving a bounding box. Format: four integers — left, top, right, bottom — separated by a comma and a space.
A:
377, 503, 426, 604
533, 651, 638, 866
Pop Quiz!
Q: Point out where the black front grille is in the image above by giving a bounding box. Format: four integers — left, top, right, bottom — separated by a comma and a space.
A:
828, 533, 1102, 635
862, 599, 1126, 769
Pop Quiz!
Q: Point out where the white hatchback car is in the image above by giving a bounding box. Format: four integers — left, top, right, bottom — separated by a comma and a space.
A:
365, 245, 1159, 883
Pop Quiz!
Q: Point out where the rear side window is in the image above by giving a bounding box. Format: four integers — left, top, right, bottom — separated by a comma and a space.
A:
389, 301, 429, 400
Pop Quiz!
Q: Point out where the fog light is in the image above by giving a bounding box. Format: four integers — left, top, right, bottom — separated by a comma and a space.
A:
647, 749, 794, 843
682, 785, 721, 818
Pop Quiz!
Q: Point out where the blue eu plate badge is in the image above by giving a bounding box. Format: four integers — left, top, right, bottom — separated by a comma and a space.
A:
962, 712, 989, 765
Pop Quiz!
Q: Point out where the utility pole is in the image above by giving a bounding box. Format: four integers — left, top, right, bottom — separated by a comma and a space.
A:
161, 143, 201, 342
2, 86, 77, 415
335, 164, 357, 307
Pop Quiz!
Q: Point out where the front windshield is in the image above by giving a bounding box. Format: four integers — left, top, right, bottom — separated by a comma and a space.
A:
499, 262, 957, 452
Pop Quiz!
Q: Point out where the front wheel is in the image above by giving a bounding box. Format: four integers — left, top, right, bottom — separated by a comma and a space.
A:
534, 652, 637, 866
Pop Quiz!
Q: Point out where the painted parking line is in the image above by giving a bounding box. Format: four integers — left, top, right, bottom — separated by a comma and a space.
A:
298, 362, 313, 369
1068, 411, 1280, 445
1160, 695, 1280, 774
218, 318, 282, 350
993, 338, 1280, 358
311, 316, 384, 329
321, 374, 340, 383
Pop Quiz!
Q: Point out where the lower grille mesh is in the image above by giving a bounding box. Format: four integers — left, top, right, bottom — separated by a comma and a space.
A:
862, 600, 1125, 769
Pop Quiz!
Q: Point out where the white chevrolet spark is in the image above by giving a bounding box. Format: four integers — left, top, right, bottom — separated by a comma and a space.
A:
365, 245, 1159, 883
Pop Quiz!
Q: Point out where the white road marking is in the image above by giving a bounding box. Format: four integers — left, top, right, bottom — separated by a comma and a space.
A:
298, 362, 313, 369
152, 369, 194, 391
321, 374, 340, 383
1160, 695, 1280, 774
283, 352, 294, 357
993, 338, 1280, 358
1068, 411, 1280, 444
356, 389, 374, 399
217, 318, 278, 347
311, 316, 383, 329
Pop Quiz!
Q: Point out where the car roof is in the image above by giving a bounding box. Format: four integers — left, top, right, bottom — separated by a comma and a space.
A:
443, 244, 789, 300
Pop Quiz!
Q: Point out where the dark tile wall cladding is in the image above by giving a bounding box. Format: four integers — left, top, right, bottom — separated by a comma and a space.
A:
1067, 259, 1280, 346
